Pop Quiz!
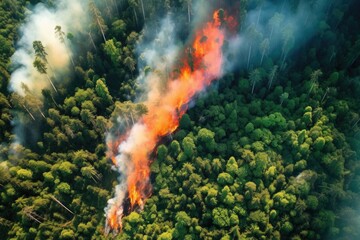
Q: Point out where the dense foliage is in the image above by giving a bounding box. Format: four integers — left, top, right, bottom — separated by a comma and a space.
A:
0, 0, 360, 239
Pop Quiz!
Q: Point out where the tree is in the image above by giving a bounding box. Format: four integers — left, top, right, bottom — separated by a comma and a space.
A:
280, 92, 289, 106
246, 25, 262, 70
197, 128, 216, 152
128, 0, 139, 26
259, 38, 269, 66
95, 79, 113, 104
123, 56, 136, 73
33, 56, 57, 93
268, 65, 278, 90
182, 136, 196, 158
55, 25, 75, 67
280, 26, 294, 70
104, 39, 122, 66
249, 68, 262, 94
226, 157, 238, 176
111, 19, 126, 40
212, 208, 230, 227
217, 172, 234, 185
268, 12, 284, 44
308, 69, 323, 95
89, 1, 107, 43
180, 0, 192, 23
250, 152, 268, 177
33, 41, 58, 93
32, 40, 47, 61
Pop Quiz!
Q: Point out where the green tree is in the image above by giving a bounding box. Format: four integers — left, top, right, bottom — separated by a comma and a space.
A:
54, 26, 75, 67
212, 208, 230, 227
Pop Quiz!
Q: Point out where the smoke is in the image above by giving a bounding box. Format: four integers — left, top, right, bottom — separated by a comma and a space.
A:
224, 0, 330, 72
9, 0, 89, 96
136, 15, 182, 101
105, 5, 228, 232
7, 0, 92, 145
105, 16, 181, 232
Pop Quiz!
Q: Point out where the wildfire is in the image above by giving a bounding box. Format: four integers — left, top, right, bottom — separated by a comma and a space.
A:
105, 9, 234, 233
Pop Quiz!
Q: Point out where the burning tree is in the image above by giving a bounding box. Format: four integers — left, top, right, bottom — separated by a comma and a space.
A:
104, 9, 235, 234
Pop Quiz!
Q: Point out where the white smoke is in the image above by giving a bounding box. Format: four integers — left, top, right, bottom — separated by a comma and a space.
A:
9, 0, 89, 96
224, 0, 329, 72
8, 0, 93, 145
104, 13, 190, 231
136, 15, 182, 102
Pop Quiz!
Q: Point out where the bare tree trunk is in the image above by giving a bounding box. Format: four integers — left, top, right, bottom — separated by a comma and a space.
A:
112, 0, 120, 15
140, 0, 145, 21
104, 0, 113, 18
38, 107, 46, 119
247, 44, 252, 70
260, 49, 266, 66
349, 53, 360, 66
89, 32, 97, 51
352, 118, 360, 129
47, 62, 58, 79
95, 16, 107, 43
22, 105, 35, 121
269, 27, 274, 44
46, 74, 58, 93
50, 93, 58, 108
268, 76, 274, 90
329, 51, 336, 63
130, 111, 135, 125
51, 196, 74, 215
187, 1, 191, 23
321, 88, 329, 103
268, 66, 278, 90
280, 51, 288, 71
25, 212, 42, 224
308, 83, 316, 95
133, 8, 138, 26
256, 6, 262, 28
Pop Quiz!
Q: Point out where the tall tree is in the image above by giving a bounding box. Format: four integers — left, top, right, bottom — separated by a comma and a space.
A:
54, 26, 75, 67
128, 0, 139, 26
280, 26, 294, 70
249, 68, 262, 94
268, 12, 284, 44
246, 25, 262, 70
89, 1, 108, 43
33, 40, 58, 78
308, 69, 323, 95
259, 38, 270, 66
33, 56, 57, 93
267, 65, 278, 90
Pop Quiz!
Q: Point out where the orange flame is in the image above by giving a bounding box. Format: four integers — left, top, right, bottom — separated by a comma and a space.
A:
106, 9, 233, 232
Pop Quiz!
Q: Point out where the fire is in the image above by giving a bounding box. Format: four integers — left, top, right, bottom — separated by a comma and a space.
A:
105, 9, 234, 233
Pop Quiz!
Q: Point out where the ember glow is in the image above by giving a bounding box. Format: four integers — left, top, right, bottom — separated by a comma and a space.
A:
105, 9, 233, 233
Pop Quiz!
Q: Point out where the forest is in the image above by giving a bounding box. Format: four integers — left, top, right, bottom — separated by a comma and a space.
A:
0, 0, 360, 239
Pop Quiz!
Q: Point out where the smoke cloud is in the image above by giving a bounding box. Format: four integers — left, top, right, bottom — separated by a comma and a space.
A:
8, 0, 91, 145
224, 0, 330, 72
105, 4, 229, 232
104, 0, 341, 233
105, 16, 181, 232
9, 0, 89, 96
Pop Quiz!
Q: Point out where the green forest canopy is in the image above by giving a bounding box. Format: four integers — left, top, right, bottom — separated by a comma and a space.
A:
0, 0, 360, 239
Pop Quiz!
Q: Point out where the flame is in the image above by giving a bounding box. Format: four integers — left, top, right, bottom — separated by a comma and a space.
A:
105, 9, 233, 233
